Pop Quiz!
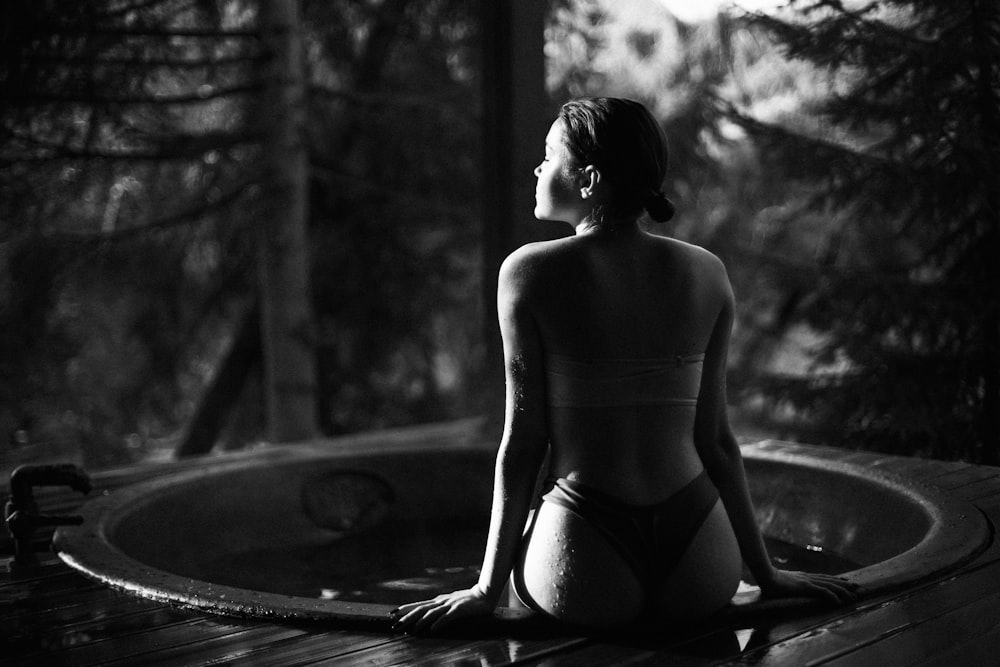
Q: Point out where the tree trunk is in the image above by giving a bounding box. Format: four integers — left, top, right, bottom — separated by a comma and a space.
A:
257, 0, 318, 442
176, 304, 261, 457
479, 0, 548, 427
972, 2, 1000, 465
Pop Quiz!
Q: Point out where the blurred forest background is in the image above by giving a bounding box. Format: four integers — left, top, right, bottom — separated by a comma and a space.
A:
2, 0, 997, 474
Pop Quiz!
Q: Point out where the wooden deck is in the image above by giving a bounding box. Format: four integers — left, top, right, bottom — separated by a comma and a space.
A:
3, 440, 999, 666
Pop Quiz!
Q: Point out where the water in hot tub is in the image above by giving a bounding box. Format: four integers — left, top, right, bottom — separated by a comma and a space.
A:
200, 517, 860, 605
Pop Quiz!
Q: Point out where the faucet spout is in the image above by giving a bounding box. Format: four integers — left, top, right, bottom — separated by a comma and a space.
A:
10, 463, 92, 501
5, 463, 92, 570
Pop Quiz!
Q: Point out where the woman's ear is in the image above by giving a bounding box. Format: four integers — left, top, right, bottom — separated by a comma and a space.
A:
579, 165, 602, 200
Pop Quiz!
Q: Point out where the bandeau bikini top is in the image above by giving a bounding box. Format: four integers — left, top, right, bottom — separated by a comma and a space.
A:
545, 352, 705, 408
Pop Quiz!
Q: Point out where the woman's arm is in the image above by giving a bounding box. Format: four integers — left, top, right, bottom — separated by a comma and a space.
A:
393, 248, 550, 633
694, 259, 857, 603
475, 249, 550, 603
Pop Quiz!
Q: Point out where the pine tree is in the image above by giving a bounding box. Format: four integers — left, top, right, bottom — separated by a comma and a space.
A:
734, 0, 1000, 463
0, 0, 267, 464
2, 0, 487, 466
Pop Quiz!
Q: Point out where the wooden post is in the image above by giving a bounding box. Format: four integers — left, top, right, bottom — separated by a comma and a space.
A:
257, 0, 318, 442
480, 0, 550, 424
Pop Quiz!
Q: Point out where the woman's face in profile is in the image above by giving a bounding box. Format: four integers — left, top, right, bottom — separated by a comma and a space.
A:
533, 120, 581, 224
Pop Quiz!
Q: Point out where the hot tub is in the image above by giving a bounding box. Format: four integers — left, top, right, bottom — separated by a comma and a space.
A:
53, 429, 989, 629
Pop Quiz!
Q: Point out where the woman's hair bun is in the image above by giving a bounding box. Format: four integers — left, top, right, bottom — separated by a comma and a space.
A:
644, 191, 675, 223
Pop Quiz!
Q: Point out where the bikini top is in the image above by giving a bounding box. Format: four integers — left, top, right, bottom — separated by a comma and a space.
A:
545, 352, 705, 408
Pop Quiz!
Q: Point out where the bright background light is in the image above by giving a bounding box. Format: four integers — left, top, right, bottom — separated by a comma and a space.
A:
658, 0, 788, 22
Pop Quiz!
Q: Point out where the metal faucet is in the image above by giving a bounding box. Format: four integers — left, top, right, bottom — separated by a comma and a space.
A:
4, 463, 92, 570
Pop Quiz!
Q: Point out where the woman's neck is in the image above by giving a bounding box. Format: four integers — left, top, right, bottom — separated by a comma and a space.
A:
574, 217, 641, 237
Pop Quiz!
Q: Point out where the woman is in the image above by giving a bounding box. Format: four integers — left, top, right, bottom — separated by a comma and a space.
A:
393, 97, 856, 633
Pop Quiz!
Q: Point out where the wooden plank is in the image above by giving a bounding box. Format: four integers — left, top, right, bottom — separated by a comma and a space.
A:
815, 588, 1000, 666
0, 567, 75, 599
944, 474, 1000, 503
751, 443, 975, 487
372, 635, 592, 667
827, 451, 898, 468
0, 573, 108, 621
97, 622, 310, 667
7, 616, 250, 667
6, 606, 197, 664
7, 586, 150, 626
912, 622, 1000, 667
307, 635, 496, 667
532, 605, 892, 667
925, 467, 1000, 494
301, 634, 587, 667
205, 630, 402, 667
508, 603, 864, 667
751, 442, 855, 463
867, 457, 971, 483
717, 558, 1000, 666
1, 547, 70, 573
512, 631, 734, 666
945, 467, 1000, 486
601, 549, 1000, 667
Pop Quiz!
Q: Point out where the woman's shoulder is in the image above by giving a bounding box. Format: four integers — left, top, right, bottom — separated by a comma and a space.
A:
499, 237, 576, 279
649, 236, 734, 310
651, 235, 728, 275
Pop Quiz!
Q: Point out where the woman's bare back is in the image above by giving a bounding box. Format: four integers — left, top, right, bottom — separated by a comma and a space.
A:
393, 98, 856, 635
513, 228, 731, 503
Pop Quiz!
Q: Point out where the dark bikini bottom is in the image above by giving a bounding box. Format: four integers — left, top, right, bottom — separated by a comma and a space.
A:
513, 470, 720, 614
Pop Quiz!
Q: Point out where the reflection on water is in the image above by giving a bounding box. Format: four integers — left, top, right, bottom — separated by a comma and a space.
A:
200, 517, 486, 605
756, 536, 859, 580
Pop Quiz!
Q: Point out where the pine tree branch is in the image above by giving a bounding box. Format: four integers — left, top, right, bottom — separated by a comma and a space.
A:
18, 53, 261, 69
49, 176, 258, 242
93, 0, 186, 20
5, 82, 263, 106
2, 127, 263, 162
745, 3, 930, 70
309, 160, 474, 217
24, 26, 259, 39
729, 104, 888, 171
307, 84, 475, 125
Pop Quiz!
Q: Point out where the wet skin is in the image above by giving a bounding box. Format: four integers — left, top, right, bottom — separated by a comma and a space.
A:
393, 120, 858, 634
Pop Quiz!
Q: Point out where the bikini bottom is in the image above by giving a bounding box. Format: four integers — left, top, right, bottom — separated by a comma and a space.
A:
513, 470, 720, 614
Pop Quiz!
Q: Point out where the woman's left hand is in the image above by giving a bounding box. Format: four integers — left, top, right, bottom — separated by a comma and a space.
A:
758, 569, 860, 605
391, 586, 496, 634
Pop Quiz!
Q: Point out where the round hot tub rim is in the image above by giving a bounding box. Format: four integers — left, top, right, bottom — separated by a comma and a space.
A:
53, 441, 992, 628
740, 444, 990, 596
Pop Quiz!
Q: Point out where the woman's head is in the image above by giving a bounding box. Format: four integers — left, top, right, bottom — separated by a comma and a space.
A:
555, 97, 674, 224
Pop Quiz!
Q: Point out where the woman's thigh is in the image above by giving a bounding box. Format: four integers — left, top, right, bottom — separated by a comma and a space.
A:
515, 502, 644, 628
655, 500, 742, 620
